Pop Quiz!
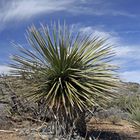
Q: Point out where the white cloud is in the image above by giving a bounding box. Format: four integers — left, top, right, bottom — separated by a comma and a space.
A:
69, 8, 135, 17
80, 27, 112, 38
0, 0, 78, 31
112, 45, 140, 70
66, 0, 135, 17
0, 0, 135, 27
0, 0, 75, 23
115, 46, 132, 57
120, 71, 140, 83
115, 45, 140, 59
0, 65, 12, 74
79, 26, 119, 44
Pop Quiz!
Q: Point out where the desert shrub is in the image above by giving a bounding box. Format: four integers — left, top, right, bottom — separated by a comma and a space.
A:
127, 82, 140, 93
108, 115, 121, 124
93, 107, 128, 120
130, 108, 140, 123
125, 97, 140, 131
109, 93, 140, 131
0, 77, 50, 122
110, 94, 140, 111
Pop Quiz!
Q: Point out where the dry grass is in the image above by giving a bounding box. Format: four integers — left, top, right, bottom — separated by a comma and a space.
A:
87, 117, 140, 139
0, 132, 24, 140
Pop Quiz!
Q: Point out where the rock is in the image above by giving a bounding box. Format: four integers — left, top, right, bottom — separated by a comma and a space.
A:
39, 134, 48, 140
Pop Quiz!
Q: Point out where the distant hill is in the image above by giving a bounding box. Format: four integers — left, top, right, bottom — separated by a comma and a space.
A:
118, 81, 140, 95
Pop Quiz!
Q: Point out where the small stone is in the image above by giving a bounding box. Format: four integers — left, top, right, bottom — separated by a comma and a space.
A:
40, 134, 48, 140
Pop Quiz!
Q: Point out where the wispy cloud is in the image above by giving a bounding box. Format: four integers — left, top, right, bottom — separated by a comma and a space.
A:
114, 45, 140, 72
115, 45, 140, 59
0, 0, 75, 23
69, 7, 135, 17
120, 70, 140, 83
0, 65, 12, 74
0, 0, 135, 26
79, 25, 119, 44
66, 0, 136, 17
0, 0, 78, 31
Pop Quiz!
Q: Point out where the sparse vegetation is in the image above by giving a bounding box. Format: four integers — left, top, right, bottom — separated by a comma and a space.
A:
0, 76, 140, 139
108, 115, 121, 124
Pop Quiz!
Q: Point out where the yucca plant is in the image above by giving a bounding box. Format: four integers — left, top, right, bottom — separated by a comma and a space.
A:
10, 23, 119, 136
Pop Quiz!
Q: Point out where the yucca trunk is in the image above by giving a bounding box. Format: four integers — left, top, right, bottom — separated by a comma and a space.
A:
75, 110, 87, 137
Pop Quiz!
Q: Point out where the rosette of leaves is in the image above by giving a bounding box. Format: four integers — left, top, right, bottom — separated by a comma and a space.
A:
10, 23, 119, 133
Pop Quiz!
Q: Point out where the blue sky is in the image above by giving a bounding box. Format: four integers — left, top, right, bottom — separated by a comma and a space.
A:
0, 0, 140, 83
